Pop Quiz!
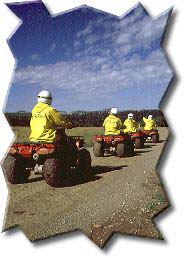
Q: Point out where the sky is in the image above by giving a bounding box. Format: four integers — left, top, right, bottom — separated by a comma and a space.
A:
5, 1, 173, 112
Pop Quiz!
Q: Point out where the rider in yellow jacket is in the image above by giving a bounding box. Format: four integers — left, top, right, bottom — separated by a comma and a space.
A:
103, 108, 122, 135
29, 91, 71, 143
124, 113, 139, 133
143, 115, 156, 130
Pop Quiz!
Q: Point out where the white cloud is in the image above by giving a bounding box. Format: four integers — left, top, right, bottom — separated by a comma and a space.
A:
73, 6, 170, 59
31, 54, 40, 61
116, 33, 130, 45
76, 23, 93, 38
135, 14, 169, 44
49, 43, 57, 52
14, 49, 172, 98
13, 5, 172, 106
84, 34, 98, 45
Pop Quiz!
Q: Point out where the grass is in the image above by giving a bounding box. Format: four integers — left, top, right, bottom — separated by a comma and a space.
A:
12, 126, 104, 147
68, 127, 104, 147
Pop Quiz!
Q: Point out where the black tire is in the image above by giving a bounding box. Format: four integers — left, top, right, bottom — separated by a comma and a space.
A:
93, 142, 104, 157
123, 140, 135, 157
140, 137, 145, 148
3, 154, 29, 184
76, 148, 92, 176
134, 137, 145, 149
152, 134, 159, 143
43, 158, 64, 187
116, 143, 125, 157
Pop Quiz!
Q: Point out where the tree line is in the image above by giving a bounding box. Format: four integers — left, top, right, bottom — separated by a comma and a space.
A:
5, 109, 168, 127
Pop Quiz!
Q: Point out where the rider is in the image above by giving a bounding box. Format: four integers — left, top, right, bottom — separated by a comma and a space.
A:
29, 90, 72, 143
124, 113, 139, 133
143, 115, 156, 130
103, 107, 122, 135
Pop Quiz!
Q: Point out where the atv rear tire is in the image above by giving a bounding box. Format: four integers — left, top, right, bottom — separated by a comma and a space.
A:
116, 143, 125, 157
76, 148, 91, 176
3, 154, 29, 184
43, 158, 64, 187
152, 134, 159, 143
126, 140, 135, 157
134, 137, 144, 149
117, 140, 134, 158
93, 142, 104, 157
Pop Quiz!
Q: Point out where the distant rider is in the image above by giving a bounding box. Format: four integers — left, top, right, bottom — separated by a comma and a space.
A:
124, 113, 139, 133
143, 115, 156, 130
103, 108, 122, 135
29, 90, 72, 143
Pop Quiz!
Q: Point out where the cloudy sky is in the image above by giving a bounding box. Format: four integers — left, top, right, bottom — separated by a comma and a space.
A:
5, 1, 173, 112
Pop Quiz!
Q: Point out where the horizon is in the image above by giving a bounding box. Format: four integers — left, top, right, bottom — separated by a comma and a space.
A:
5, 108, 162, 114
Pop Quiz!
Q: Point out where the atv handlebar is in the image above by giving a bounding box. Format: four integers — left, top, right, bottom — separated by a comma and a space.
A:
56, 122, 74, 132
65, 121, 73, 129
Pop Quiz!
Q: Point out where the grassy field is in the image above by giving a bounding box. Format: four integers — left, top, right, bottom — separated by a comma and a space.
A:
12, 127, 104, 147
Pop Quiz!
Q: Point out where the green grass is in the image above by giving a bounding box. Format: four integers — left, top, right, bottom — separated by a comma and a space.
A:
12, 127, 104, 147
68, 127, 104, 147
12, 127, 31, 143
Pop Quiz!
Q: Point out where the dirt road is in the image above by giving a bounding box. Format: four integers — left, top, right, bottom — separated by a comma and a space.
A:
3, 128, 169, 247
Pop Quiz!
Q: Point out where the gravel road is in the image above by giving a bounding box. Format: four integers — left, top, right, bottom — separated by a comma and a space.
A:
3, 127, 169, 247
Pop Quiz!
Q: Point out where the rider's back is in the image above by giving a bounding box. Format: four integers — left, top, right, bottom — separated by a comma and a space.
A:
29, 102, 65, 142
103, 114, 122, 135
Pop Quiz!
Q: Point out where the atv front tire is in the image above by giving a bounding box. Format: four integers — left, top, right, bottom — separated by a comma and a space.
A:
3, 154, 29, 184
93, 142, 104, 157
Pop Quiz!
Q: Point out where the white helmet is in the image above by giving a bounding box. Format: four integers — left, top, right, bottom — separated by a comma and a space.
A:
148, 115, 153, 119
110, 107, 118, 115
128, 113, 133, 119
37, 90, 52, 105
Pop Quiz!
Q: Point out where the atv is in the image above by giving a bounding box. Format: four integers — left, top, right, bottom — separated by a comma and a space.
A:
128, 130, 145, 149
142, 129, 159, 143
93, 134, 134, 158
3, 130, 91, 187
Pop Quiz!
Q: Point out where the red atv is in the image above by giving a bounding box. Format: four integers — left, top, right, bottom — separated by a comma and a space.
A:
93, 134, 134, 158
142, 129, 159, 143
128, 130, 145, 149
3, 131, 91, 187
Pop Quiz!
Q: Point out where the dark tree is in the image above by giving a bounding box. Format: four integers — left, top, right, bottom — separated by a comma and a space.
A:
5, 109, 168, 127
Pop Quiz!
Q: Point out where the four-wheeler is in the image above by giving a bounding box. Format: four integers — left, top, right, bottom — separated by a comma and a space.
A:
3, 125, 160, 187
93, 134, 134, 158
3, 131, 91, 187
128, 130, 145, 149
142, 129, 160, 143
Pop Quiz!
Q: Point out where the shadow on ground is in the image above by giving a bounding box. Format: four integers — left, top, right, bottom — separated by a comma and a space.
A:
92, 165, 127, 175
26, 164, 127, 187
144, 144, 156, 148
134, 149, 153, 156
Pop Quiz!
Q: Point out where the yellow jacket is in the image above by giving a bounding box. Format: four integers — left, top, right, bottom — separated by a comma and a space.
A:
29, 102, 67, 143
124, 118, 138, 133
143, 117, 156, 130
103, 114, 122, 135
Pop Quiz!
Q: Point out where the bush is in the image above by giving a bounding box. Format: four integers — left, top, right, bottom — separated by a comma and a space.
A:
5, 109, 168, 128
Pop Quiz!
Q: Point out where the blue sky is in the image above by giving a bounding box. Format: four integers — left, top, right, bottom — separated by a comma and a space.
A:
5, 1, 173, 112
